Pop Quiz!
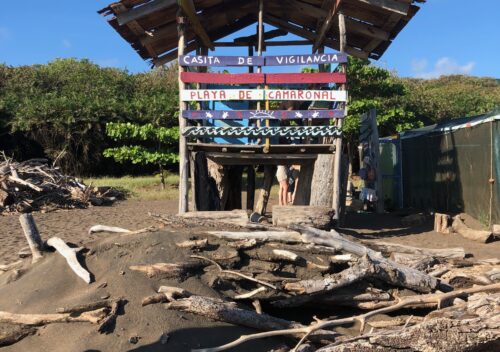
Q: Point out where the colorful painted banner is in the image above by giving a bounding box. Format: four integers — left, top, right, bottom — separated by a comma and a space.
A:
181, 72, 265, 84
179, 55, 265, 67
265, 53, 347, 66
182, 110, 345, 120
266, 72, 346, 84
181, 72, 346, 85
181, 89, 347, 101
182, 126, 342, 138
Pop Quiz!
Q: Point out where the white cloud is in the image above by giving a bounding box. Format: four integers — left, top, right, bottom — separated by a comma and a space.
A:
411, 57, 475, 79
0, 27, 10, 42
62, 39, 72, 49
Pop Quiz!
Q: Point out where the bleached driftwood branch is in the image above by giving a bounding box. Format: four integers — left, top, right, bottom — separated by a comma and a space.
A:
46, 237, 91, 284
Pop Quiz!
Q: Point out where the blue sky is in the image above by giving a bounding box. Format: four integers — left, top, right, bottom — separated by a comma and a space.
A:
0, 0, 498, 78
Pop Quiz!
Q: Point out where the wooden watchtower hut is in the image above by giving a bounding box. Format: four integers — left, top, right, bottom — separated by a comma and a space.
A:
99, 0, 425, 219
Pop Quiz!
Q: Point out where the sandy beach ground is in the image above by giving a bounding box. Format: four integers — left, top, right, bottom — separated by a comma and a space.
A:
1, 199, 498, 265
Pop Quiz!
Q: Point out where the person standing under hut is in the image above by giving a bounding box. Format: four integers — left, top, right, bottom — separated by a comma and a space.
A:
276, 165, 289, 206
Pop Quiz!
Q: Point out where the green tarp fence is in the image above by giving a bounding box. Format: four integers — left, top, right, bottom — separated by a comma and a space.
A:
401, 114, 500, 224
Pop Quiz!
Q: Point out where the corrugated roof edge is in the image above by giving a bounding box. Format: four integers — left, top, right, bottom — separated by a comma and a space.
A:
396, 109, 500, 140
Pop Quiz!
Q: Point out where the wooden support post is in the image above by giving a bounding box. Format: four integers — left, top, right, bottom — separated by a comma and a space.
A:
255, 165, 276, 216
370, 109, 384, 213
178, 9, 189, 214
309, 45, 335, 207
293, 162, 314, 206
19, 213, 44, 263
332, 12, 346, 222
190, 152, 197, 211
246, 166, 256, 211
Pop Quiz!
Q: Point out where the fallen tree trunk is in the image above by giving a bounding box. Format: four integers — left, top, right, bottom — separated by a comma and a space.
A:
452, 216, 493, 243
290, 225, 445, 293
46, 237, 91, 284
19, 214, 44, 263
364, 241, 465, 260
272, 206, 334, 229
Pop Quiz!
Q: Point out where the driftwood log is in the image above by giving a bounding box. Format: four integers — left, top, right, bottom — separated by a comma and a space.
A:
166, 295, 337, 346
0, 325, 36, 347
291, 225, 445, 293
179, 210, 249, 227
317, 293, 500, 352
272, 206, 334, 229
207, 231, 303, 243
390, 252, 437, 271
0, 261, 23, 272
434, 212, 451, 233
88, 225, 132, 235
452, 216, 493, 243
365, 241, 465, 260
18, 214, 44, 263
194, 283, 500, 352
0, 309, 107, 326
46, 237, 91, 284
129, 261, 205, 279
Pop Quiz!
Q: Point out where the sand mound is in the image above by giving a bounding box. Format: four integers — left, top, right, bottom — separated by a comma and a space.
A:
0, 230, 283, 352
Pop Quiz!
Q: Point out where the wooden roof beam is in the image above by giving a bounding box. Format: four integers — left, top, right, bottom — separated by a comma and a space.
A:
111, 2, 158, 58
264, 15, 368, 59
116, 0, 176, 25
313, 0, 342, 53
355, 0, 410, 16
179, 0, 215, 50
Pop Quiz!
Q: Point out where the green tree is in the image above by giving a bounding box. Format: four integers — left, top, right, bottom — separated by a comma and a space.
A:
103, 122, 179, 188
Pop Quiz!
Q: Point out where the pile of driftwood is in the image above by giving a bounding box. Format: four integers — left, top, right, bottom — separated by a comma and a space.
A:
134, 219, 500, 352
0, 158, 123, 213
1, 211, 499, 351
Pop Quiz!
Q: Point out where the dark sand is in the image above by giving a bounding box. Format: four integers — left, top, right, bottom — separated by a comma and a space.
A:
1, 199, 499, 351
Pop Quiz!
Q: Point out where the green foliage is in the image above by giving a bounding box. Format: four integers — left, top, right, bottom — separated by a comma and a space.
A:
103, 122, 179, 168
342, 57, 423, 141
103, 145, 178, 165
401, 75, 500, 121
0, 59, 179, 175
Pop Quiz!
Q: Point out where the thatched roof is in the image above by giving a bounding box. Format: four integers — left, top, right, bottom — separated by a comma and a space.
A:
99, 0, 426, 66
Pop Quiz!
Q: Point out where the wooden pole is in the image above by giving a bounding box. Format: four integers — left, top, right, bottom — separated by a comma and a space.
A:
370, 109, 384, 213
178, 8, 189, 214
19, 213, 44, 263
332, 12, 346, 222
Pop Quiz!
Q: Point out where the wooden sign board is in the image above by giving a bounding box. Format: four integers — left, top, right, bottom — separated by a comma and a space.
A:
183, 110, 345, 120
181, 89, 263, 101
266, 73, 346, 84
265, 53, 347, 66
181, 72, 346, 85
181, 89, 347, 101
179, 55, 265, 67
183, 126, 342, 138
179, 53, 346, 67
